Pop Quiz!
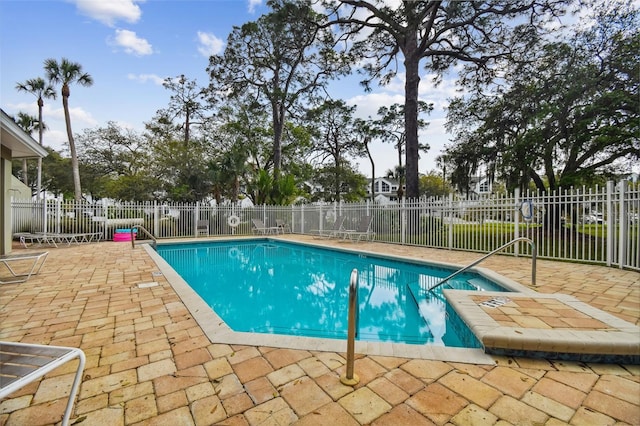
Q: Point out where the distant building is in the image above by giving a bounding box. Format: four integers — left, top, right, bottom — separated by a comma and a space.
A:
366, 177, 405, 204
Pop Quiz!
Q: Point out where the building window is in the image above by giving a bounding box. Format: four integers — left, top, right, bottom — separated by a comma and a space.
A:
381, 182, 390, 192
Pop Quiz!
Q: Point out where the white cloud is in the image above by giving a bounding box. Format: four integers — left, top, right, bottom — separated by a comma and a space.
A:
127, 73, 165, 85
196, 31, 224, 58
74, 0, 142, 27
419, 72, 460, 112
347, 92, 405, 119
6, 102, 97, 152
248, 0, 262, 13
111, 29, 153, 56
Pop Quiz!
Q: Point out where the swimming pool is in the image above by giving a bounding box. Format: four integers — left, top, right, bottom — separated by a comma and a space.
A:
157, 239, 508, 349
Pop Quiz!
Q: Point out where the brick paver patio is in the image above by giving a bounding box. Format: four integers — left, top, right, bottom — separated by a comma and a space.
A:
1, 237, 638, 425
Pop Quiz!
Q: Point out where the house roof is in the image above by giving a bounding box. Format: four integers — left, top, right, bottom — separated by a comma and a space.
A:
1, 109, 48, 159
373, 177, 400, 186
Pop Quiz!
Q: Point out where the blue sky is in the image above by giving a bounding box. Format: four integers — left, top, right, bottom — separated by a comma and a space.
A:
1, 0, 460, 177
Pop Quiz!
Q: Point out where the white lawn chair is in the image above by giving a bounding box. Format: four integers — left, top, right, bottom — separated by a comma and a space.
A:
251, 219, 279, 235
311, 216, 345, 239
0, 341, 86, 426
18, 233, 58, 248
0, 252, 49, 284
340, 216, 376, 242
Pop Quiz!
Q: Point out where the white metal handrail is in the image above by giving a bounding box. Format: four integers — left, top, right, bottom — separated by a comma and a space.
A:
427, 237, 537, 292
131, 225, 156, 249
340, 268, 360, 386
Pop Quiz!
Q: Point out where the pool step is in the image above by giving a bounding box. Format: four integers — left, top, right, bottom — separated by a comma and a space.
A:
407, 283, 437, 324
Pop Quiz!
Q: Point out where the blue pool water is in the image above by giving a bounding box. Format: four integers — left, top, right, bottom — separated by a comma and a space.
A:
157, 240, 506, 348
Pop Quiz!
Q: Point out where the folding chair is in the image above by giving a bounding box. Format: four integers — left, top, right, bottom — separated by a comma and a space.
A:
0, 252, 48, 284
0, 341, 86, 426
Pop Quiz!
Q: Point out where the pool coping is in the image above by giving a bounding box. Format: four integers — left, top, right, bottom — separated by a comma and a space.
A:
446, 290, 640, 364
143, 237, 640, 365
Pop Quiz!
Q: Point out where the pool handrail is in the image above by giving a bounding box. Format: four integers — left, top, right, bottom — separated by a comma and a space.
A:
131, 225, 157, 249
340, 268, 360, 386
427, 237, 537, 292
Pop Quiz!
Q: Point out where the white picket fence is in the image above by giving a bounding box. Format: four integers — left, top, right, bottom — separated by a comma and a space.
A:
11, 180, 639, 271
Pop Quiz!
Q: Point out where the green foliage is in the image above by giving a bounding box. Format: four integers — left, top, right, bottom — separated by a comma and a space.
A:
419, 171, 452, 197
310, 164, 368, 202
323, 0, 571, 198
207, 0, 351, 175
305, 100, 367, 201
41, 147, 74, 198
444, 3, 639, 193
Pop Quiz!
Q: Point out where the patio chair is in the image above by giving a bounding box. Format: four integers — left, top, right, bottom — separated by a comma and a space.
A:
251, 218, 279, 235
275, 219, 291, 234
311, 215, 345, 239
0, 341, 86, 426
340, 216, 375, 242
0, 251, 49, 284
196, 220, 209, 237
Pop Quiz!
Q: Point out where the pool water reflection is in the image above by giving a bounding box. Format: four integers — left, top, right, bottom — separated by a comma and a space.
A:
157, 240, 505, 348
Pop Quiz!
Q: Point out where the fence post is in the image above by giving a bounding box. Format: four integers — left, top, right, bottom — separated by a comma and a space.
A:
300, 204, 305, 234
606, 181, 614, 267
153, 201, 159, 237
55, 198, 62, 234
290, 205, 294, 234
400, 197, 406, 245
447, 193, 454, 250
42, 198, 47, 235
194, 202, 200, 237
616, 181, 626, 269
514, 188, 520, 256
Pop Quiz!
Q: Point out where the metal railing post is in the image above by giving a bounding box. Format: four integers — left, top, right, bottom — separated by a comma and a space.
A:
340, 268, 359, 386
617, 181, 626, 269
514, 188, 520, 256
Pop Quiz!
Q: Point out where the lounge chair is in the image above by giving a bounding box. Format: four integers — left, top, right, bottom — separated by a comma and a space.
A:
17, 232, 103, 248
275, 219, 291, 234
196, 220, 209, 236
0, 251, 49, 284
0, 341, 86, 426
251, 218, 279, 235
311, 215, 345, 239
18, 233, 58, 248
340, 216, 376, 242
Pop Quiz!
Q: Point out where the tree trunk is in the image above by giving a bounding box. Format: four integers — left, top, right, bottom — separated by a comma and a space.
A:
365, 138, 375, 201
272, 102, 285, 177
63, 93, 82, 201
37, 98, 44, 200
404, 47, 420, 199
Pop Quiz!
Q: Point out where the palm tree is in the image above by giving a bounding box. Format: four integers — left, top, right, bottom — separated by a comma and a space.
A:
44, 58, 93, 201
15, 77, 57, 198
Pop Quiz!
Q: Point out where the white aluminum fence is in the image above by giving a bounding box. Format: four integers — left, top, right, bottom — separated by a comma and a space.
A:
11, 180, 639, 271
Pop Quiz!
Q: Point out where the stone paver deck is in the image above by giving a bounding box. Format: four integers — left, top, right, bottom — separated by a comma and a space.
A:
1, 236, 639, 425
